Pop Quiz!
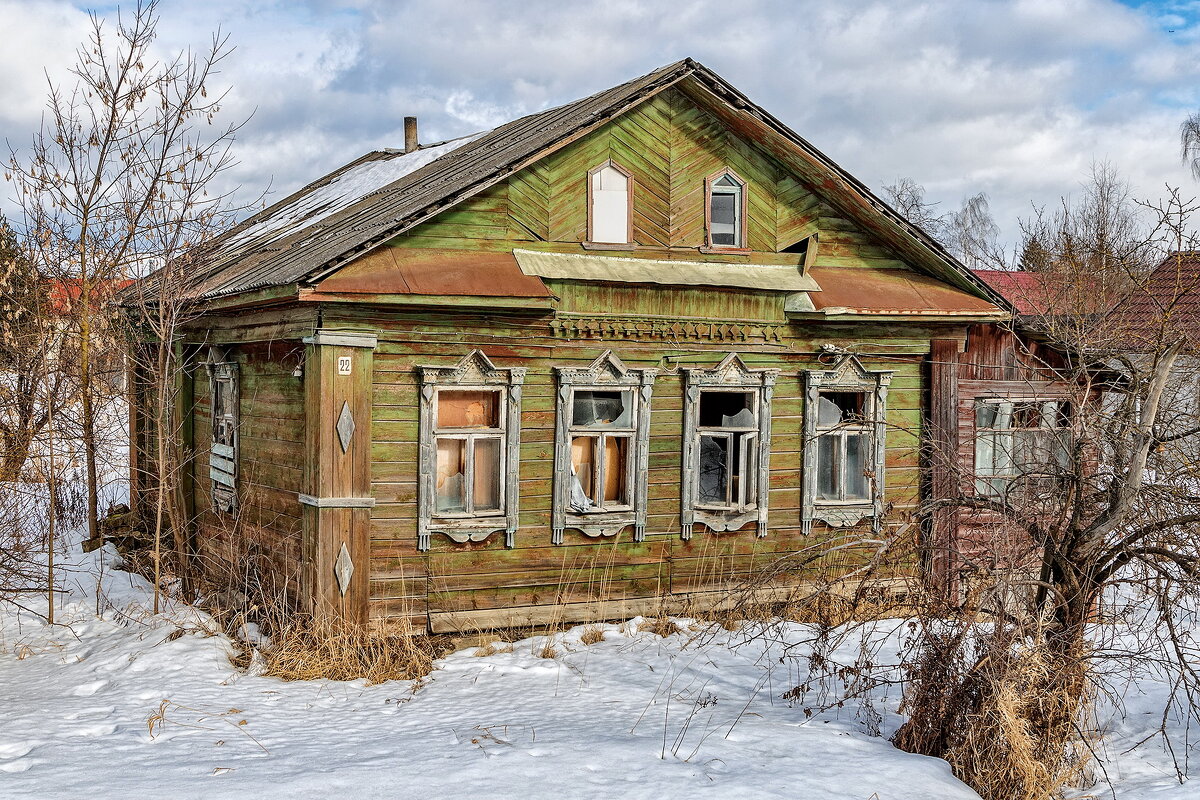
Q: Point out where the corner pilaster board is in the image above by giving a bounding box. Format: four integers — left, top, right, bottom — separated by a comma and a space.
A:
302, 330, 379, 349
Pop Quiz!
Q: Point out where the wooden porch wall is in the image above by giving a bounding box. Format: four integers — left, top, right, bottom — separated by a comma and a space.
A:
193, 341, 306, 604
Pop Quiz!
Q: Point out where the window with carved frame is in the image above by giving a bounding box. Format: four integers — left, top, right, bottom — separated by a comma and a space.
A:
417, 351, 525, 551
802, 355, 891, 534
681, 353, 777, 540
552, 351, 655, 544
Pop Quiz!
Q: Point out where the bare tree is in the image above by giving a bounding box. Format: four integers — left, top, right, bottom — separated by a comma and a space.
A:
1181, 111, 1200, 181
883, 178, 1005, 269
6, 0, 243, 554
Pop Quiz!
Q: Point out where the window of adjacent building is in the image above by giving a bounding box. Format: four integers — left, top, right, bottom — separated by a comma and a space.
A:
814, 391, 873, 503
209, 359, 238, 513
433, 389, 504, 516
707, 171, 745, 248
417, 350, 525, 551
588, 161, 632, 245
552, 351, 656, 544
974, 399, 1071, 499
696, 390, 759, 510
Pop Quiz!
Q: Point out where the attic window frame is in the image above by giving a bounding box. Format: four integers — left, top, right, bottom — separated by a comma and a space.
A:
552, 351, 657, 544
586, 160, 635, 248
703, 169, 749, 252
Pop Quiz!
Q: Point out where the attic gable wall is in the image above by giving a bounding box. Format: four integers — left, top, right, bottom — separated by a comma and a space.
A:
387, 88, 911, 273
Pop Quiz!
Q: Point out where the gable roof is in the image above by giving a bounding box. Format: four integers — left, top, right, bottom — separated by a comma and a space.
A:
178, 58, 1005, 308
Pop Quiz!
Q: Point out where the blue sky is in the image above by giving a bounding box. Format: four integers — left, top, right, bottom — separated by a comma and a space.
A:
3, 0, 1200, 251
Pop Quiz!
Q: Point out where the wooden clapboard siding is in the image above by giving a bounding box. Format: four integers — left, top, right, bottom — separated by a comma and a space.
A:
333, 297, 937, 630
193, 341, 305, 603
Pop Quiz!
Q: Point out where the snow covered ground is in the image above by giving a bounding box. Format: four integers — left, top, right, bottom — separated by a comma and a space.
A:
0, 537, 1196, 799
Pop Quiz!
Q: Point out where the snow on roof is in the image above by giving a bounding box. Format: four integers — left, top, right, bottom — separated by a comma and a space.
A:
225, 132, 487, 251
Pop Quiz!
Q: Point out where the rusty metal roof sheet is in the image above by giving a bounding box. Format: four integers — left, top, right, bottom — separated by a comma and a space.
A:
167, 58, 1005, 311
511, 249, 821, 292
802, 267, 1005, 318
312, 248, 552, 298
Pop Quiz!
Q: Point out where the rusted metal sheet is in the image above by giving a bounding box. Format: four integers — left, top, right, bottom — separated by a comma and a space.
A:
803, 267, 1004, 317
313, 248, 552, 298
512, 248, 820, 292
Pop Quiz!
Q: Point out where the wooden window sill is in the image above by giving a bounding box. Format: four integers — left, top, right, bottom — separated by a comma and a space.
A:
582, 242, 636, 251
698, 246, 752, 255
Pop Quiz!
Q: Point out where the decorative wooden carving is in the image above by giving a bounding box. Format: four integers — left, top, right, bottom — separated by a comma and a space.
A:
680, 353, 778, 540
551, 350, 657, 544
802, 354, 892, 534
417, 350, 526, 551
550, 316, 784, 343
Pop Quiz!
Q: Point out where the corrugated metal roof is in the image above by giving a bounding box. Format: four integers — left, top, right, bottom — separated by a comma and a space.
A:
170, 58, 1004, 310
311, 248, 552, 298
512, 249, 822, 291
805, 267, 1004, 318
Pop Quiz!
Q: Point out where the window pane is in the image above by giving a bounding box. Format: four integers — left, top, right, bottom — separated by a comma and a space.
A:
698, 434, 729, 504
845, 433, 870, 500
592, 165, 629, 244
715, 174, 740, 188
699, 391, 754, 428
435, 438, 466, 513
438, 390, 500, 429
473, 438, 502, 512
819, 392, 866, 426
735, 432, 757, 508
603, 435, 629, 504
570, 436, 597, 511
711, 192, 736, 225
975, 401, 998, 429
595, 165, 628, 193
572, 390, 632, 428
817, 434, 840, 500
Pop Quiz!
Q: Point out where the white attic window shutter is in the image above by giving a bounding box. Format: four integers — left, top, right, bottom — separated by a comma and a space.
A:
590, 163, 631, 244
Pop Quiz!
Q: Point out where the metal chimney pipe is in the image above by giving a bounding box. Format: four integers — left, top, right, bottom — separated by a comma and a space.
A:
404, 117, 418, 153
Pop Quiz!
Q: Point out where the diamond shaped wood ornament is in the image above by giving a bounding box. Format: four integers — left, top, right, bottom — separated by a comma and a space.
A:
334, 542, 354, 596
336, 401, 355, 453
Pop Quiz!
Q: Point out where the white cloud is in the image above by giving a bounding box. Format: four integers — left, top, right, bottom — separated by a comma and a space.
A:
2, 0, 1199, 251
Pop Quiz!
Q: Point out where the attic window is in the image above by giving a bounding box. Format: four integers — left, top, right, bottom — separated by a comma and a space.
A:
588, 161, 632, 245
707, 171, 746, 249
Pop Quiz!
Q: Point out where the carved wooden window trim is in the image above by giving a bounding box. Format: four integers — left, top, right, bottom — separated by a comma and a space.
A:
703, 168, 749, 252
586, 160, 634, 247
417, 350, 525, 551
802, 355, 891, 534
681, 353, 778, 539
207, 347, 238, 514
552, 350, 656, 544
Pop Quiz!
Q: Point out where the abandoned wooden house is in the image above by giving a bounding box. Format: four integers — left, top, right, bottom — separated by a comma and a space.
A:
126, 58, 1046, 632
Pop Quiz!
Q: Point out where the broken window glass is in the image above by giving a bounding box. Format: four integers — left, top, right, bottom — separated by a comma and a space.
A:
569, 432, 630, 511
699, 434, 729, 505
438, 390, 501, 429
699, 391, 754, 427
572, 390, 632, 428
974, 399, 1071, 498
814, 390, 873, 503
696, 390, 760, 510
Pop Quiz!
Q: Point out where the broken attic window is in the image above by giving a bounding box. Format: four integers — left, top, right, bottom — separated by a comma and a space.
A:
708, 173, 744, 248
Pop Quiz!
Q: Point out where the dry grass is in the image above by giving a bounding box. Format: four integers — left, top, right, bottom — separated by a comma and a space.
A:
579, 625, 605, 645
639, 616, 679, 637
244, 614, 451, 685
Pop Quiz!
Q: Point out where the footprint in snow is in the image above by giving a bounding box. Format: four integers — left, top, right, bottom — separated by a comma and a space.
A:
72, 680, 109, 697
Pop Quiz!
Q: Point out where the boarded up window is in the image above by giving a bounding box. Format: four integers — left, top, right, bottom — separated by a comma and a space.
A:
974, 399, 1071, 498
589, 162, 631, 244
209, 360, 238, 513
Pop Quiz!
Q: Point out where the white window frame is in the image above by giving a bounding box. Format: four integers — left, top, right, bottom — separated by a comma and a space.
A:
681, 353, 778, 539
587, 160, 634, 246
418, 350, 525, 550
802, 355, 891, 534
552, 351, 655, 544
973, 398, 1072, 500
705, 169, 748, 250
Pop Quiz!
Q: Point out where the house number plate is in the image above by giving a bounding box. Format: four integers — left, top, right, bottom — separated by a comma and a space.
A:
337, 356, 352, 375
